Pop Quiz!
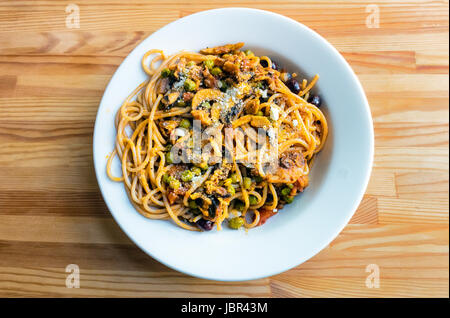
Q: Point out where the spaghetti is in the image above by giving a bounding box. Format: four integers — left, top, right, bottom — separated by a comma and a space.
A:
107, 42, 328, 231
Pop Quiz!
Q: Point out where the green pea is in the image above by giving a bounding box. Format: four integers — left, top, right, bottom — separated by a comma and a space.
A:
234, 200, 245, 212
284, 196, 294, 204
227, 185, 236, 196
281, 187, 291, 196
244, 50, 254, 56
231, 173, 240, 183
176, 100, 186, 107
191, 167, 201, 176
287, 183, 294, 189
165, 151, 174, 164
181, 170, 193, 182
161, 68, 171, 78
167, 176, 175, 183
243, 177, 252, 190
179, 118, 191, 129
169, 178, 180, 190
203, 59, 214, 70
249, 195, 258, 205
184, 78, 196, 91
189, 200, 197, 209
229, 217, 244, 229
256, 111, 264, 116
169, 178, 181, 190
210, 67, 222, 76
186, 61, 196, 67
200, 101, 211, 109
162, 173, 170, 184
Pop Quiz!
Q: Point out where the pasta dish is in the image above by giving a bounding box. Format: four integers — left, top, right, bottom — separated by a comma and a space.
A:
107, 42, 328, 231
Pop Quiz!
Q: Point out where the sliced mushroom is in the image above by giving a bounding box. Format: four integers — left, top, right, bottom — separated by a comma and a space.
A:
191, 89, 224, 125
156, 78, 170, 94
231, 115, 252, 128
250, 116, 271, 128
191, 89, 223, 110
191, 109, 213, 126
200, 42, 244, 55
161, 91, 180, 106
223, 60, 240, 75
265, 149, 307, 184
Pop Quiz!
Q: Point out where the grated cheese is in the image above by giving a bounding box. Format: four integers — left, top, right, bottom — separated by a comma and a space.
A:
257, 88, 268, 99
191, 175, 202, 183
270, 106, 280, 121
173, 74, 187, 90
174, 128, 186, 137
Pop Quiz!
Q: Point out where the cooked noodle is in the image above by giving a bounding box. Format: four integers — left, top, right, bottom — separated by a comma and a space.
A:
107, 43, 328, 231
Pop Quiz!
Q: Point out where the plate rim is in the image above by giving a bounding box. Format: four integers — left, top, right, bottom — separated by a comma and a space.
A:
93, 7, 374, 281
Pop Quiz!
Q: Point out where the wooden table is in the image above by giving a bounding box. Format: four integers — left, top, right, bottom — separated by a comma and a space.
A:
0, 1, 448, 298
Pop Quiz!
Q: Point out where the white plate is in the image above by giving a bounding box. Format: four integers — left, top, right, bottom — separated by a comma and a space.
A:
93, 8, 374, 281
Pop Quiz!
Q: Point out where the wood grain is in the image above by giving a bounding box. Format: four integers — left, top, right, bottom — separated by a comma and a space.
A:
0, 0, 448, 298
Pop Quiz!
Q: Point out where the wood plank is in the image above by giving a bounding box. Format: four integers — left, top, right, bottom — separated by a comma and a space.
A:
0, 240, 168, 272
0, 167, 99, 192
270, 224, 449, 297
15, 74, 110, 97
0, 96, 100, 122
0, 142, 93, 168
374, 147, 448, 172
395, 171, 449, 200
378, 198, 449, 224
0, 267, 271, 297
0, 32, 448, 57
0, 216, 129, 244
0, 55, 121, 76
369, 95, 449, 124
374, 122, 448, 147
359, 74, 449, 94
0, 191, 109, 217
0, 1, 447, 34
342, 51, 449, 74
271, 276, 448, 297
0, 31, 151, 56
0, 75, 16, 97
